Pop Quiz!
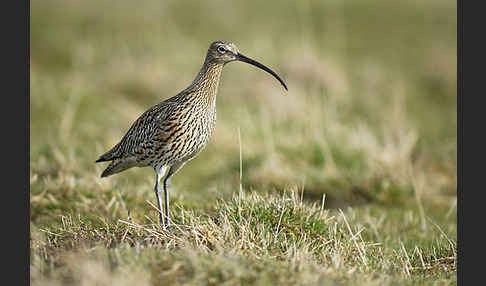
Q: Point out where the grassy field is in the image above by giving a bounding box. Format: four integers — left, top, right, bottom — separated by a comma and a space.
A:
30, 0, 457, 285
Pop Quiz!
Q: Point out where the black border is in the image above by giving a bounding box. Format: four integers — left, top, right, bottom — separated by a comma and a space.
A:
457, 0, 462, 284
459, 1, 486, 285
27, 0, 31, 284
6, 0, 29, 285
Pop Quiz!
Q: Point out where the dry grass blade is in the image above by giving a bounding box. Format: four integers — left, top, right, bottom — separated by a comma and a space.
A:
339, 209, 368, 269
274, 205, 286, 240
400, 241, 411, 277
427, 216, 456, 252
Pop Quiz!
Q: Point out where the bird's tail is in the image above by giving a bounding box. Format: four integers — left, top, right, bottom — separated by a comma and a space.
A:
96, 147, 118, 163
98, 157, 137, 178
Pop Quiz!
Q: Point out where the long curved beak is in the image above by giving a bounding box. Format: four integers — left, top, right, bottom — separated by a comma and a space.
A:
236, 53, 288, 91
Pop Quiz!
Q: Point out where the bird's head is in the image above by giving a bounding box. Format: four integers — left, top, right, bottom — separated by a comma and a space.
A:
207, 40, 288, 91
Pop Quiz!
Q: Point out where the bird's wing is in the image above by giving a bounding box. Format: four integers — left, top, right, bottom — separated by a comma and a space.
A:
97, 101, 176, 162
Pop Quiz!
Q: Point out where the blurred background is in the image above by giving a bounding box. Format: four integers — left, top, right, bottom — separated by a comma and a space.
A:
30, 0, 456, 225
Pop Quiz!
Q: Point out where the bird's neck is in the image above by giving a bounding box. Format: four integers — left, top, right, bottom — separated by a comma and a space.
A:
189, 59, 224, 103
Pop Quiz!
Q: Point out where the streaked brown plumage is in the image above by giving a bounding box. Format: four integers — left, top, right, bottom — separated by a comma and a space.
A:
96, 40, 287, 229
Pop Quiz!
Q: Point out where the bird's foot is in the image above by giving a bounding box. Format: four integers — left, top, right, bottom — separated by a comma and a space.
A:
161, 224, 177, 234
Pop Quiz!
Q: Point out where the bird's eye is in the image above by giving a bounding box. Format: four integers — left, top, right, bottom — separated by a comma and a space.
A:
217, 46, 226, 53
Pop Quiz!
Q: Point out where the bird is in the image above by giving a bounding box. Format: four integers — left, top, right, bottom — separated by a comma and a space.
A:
96, 40, 288, 229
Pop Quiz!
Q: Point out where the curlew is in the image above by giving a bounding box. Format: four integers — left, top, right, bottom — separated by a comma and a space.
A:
96, 40, 287, 229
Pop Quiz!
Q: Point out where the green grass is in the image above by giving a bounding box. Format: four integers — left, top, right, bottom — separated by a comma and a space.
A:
30, 0, 456, 285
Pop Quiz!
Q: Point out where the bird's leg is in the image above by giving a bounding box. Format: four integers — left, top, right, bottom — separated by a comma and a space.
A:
154, 171, 165, 228
162, 162, 185, 229
163, 175, 171, 229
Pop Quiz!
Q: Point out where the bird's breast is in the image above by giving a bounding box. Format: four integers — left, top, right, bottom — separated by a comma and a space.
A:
156, 102, 216, 164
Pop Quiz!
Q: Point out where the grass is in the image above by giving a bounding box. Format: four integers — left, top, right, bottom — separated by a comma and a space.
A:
31, 190, 455, 285
30, 0, 456, 285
